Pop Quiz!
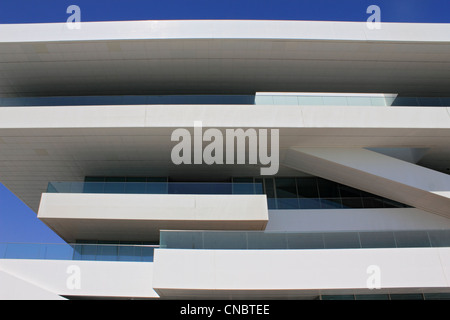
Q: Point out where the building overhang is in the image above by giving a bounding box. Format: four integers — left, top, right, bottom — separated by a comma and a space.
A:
37, 193, 269, 242
152, 247, 450, 299
0, 104, 450, 212
0, 20, 449, 97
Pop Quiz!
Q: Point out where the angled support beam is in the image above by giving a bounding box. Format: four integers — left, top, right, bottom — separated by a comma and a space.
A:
283, 147, 450, 219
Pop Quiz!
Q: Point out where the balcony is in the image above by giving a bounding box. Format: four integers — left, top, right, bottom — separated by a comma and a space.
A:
47, 180, 408, 210
153, 230, 450, 299
38, 183, 269, 243
0, 242, 159, 299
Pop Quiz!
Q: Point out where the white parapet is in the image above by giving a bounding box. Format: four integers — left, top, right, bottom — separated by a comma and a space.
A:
37, 193, 268, 242
0, 268, 67, 300
152, 247, 450, 299
0, 259, 157, 299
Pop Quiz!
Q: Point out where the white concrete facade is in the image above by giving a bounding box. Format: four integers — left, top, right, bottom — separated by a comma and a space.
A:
0, 259, 158, 299
1, 104, 450, 212
1, 20, 450, 300
152, 247, 450, 299
38, 193, 268, 242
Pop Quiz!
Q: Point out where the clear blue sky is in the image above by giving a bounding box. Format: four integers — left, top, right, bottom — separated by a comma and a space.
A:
0, 0, 449, 23
0, 0, 448, 244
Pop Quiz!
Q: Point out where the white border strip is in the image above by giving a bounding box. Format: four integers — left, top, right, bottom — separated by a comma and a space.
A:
0, 20, 449, 43
256, 92, 398, 98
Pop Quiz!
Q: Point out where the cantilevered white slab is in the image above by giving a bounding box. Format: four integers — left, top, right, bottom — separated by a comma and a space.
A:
0, 259, 158, 299
0, 21, 449, 96
0, 104, 450, 212
152, 247, 450, 299
284, 147, 450, 218
37, 193, 269, 242
0, 268, 66, 300
2, 20, 450, 43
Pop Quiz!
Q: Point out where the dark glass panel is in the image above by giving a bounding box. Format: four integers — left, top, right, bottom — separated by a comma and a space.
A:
359, 232, 396, 248
296, 178, 319, 198
317, 178, 340, 198
275, 178, 297, 198
394, 231, 431, 248
323, 232, 360, 249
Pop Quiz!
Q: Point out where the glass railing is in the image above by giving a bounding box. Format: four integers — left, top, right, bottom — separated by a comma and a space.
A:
3, 94, 448, 107
159, 230, 450, 250
0, 243, 157, 262
46, 182, 407, 209
47, 182, 263, 195
268, 197, 408, 209
255, 95, 450, 107
0, 95, 255, 106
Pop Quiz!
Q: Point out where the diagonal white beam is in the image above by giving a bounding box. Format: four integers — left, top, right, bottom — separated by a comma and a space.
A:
283, 147, 450, 218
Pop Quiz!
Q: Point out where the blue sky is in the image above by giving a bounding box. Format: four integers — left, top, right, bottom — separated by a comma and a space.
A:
0, 183, 64, 243
0, 0, 449, 24
0, 0, 449, 244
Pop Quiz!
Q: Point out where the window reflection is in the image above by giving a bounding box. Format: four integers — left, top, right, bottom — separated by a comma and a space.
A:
48, 176, 410, 210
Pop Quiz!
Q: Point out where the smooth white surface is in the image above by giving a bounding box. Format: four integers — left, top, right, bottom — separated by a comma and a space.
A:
0, 259, 158, 299
1, 104, 450, 129
1, 20, 449, 42
0, 269, 66, 300
38, 193, 268, 242
256, 92, 398, 97
152, 247, 450, 298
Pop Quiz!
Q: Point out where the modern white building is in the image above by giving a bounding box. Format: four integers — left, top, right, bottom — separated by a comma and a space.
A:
1, 20, 450, 300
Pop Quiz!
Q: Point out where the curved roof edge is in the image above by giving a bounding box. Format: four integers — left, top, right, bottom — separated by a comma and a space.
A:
0, 20, 449, 43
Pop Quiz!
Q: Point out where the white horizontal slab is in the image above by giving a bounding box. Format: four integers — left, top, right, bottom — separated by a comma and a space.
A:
38, 193, 268, 242
152, 247, 450, 299
1, 20, 450, 43
0, 259, 157, 299
1, 104, 450, 212
1, 104, 450, 129
0, 268, 66, 300
0, 20, 449, 97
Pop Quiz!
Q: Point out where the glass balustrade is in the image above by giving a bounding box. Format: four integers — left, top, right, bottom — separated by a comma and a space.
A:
0, 95, 255, 106
1, 94, 448, 107
47, 180, 408, 209
159, 229, 450, 250
47, 182, 263, 195
0, 242, 156, 262
4, 230, 448, 260
255, 94, 450, 107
